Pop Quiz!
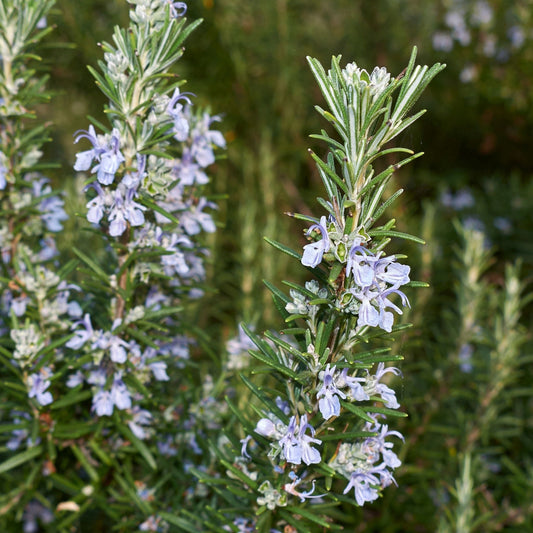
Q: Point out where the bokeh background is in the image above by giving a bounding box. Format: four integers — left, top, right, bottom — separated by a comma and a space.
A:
37, 1, 533, 530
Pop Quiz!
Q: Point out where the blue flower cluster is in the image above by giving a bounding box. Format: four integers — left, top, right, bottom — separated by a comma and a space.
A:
331, 415, 403, 506
69, 17, 225, 439
243, 362, 403, 505
301, 216, 411, 332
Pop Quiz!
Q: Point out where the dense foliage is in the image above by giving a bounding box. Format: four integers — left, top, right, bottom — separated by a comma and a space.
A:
0, 1, 531, 532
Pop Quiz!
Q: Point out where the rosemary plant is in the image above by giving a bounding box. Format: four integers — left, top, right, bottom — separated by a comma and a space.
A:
0, 1, 77, 528
188, 49, 445, 531
1, 1, 225, 530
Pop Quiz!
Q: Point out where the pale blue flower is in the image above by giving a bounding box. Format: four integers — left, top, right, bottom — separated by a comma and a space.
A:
440, 189, 474, 210
283, 472, 325, 502
87, 367, 107, 387
279, 414, 321, 465
255, 418, 277, 438
122, 154, 146, 190
94, 129, 125, 185
167, 1, 187, 18
85, 182, 111, 224
337, 368, 369, 401
240, 435, 252, 460
343, 470, 381, 506
180, 197, 217, 235
374, 257, 410, 286
74, 126, 125, 185
22, 501, 54, 533
93, 389, 113, 416
190, 113, 226, 167
157, 335, 191, 367
362, 420, 404, 468
108, 185, 146, 237
11, 295, 29, 317
458, 343, 474, 373
38, 237, 59, 262
0, 152, 7, 190
139, 515, 166, 532
142, 348, 170, 381
66, 313, 94, 349
6, 413, 32, 451
276, 396, 291, 415
159, 233, 192, 276
167, 88, 193, 141
92, 331, 129, 363
66, 370, 84, 388
74, 125, 105, 171
32, 177, 68, 232
172, 151, 208, 186
375, 284, 410, 332
351, 282, 409, 333
111, 372, 132, 410
301, 216, 330, 268
346, 243, 377, 288
7, 427, 29, 451
157, 436, 178, 457
351, 287, 381, 329
28, 369, 53, 406
372, 363, 402, 409
129, 407, 152, 439
317, 364, 346, 420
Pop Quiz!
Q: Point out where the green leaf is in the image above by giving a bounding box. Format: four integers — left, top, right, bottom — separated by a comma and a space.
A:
309, 132, 346, 152
53, 421, 96, 439
117, 424, 157, 471
34, 333, 76, 371
367, 229, 425, 245
88, 440, 113, 466
277, 511, 313, 532
340, 401, 375, 423
367, 188, 405, 226
282, 280, 318, 299
70, 444, 99, 482
263, 280, 291, 304
315, 317, 336, 358
139, 195, 180, 225
241, 323, 277, 360
320, 430, 377, 441
307, 56, 344, 126
284, 505, 343, 530
240, 374, 289, 424
158, 512, 199, 531
87, 65, 120, 105
364, 405, 408, 418
142, 305, 184, 320
72, 247, 109, 281
50, 388, 92, 410
247, 348, 302, 381
263, 237, 300, 260
114, 471, 153, 514
220, 458, 258, 490
406, 280, 430, 288
350, 354, 404, 366
309, 150, 348, 195
225, 396, 255, 434
263, 331, 308, 366
0, 445, 42, 474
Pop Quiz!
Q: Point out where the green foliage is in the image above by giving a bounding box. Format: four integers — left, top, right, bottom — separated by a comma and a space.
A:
0, 1, 532, 532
